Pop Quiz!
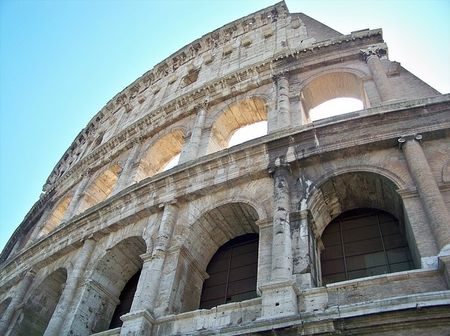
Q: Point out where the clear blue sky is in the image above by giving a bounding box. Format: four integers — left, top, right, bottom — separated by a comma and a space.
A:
1, 0, 449, 253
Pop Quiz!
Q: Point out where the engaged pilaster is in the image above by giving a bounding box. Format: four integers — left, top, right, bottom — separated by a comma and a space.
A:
62, 173, 90, 221
399, 135, 450, 254
259, 161, 297, 319
274, 73, 291, 130
361, 44, 396, 102
112, 142, 143, 194
120, 202, 178, 335
179, 104, 207, 163
44, 238, 96, 336
270, 162, 293, 280
0, 269, 36, 335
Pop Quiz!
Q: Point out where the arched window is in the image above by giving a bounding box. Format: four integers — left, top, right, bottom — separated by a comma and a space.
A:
135, 129, 185, 180
75, 163, 122, 214
38, 194, 72, 237
320, 208, 413, 285
309, 97, 363, 121
200, 233, 258, 309
207, 97, 267, 154
109, 269, 141, 329
301, 72, 367, 122
161, 153, 181, 172
228, 121, 267, 147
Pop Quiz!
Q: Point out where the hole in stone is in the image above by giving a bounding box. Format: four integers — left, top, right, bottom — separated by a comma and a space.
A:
275, 302, 280, 306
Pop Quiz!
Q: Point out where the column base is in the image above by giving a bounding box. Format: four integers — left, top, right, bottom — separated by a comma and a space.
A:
120, 310, 155, 336
259, 280, 298, 319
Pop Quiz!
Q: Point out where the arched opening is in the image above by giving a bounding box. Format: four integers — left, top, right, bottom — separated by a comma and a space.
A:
75, 163, 122, 214
309, 97, 363, 121
301, 72, 367, 122
135, 129, 185, 180
207, 97, 267, 154
200, 233, 258, 309
176, 202, 260, 313
162, 153, 181, 172
307, 171, 418, 285
108, 269, 141, 329
38, 194, 72, 237
11, 268, 67, 336
228, 121, 267, 147
82, 237, 146, 333
321, 208, 414, 285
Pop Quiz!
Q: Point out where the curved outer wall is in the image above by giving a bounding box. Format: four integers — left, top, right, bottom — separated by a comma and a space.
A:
1, 2, 450, 335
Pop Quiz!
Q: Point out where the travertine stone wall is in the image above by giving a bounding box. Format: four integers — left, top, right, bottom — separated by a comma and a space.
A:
1, 2, 449, 336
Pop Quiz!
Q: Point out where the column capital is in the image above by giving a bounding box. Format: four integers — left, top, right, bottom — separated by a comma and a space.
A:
268, 160, 291, 177
398, 134, 422, 148
272, 71, 289, 82
360, 43, 388, 62
158, 199, 178, 209
195, 99, 209, 111
24, 268, 37, 279
85, 234, 98, 241
255, 217, 273, 228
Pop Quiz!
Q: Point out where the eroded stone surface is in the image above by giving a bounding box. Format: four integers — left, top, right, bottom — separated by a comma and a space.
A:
1, 2, 449, 335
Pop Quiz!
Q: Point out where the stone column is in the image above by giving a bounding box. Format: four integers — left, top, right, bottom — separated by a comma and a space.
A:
62, 174, 90, 221
361, 44, 395, 102
0, 269, 35, 335
399, 135, 450, 253
271, 163, 293, 280
112, 142, 142, 194
179, 105, 207, 163
291, 210, 315, 289
44, 238, 96, 336
259, 162, 297, 319
256, 218, 273, 292
120, 202, 178, 335
275, 74, 291, 129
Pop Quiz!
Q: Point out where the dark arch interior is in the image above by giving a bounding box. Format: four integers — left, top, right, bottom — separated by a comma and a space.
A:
109, 269, 142, 329
320, 208, 414, 285
12, 268, 67, 336
200, 233, 259, 309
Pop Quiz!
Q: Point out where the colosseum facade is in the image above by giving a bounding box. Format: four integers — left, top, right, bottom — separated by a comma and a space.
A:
1, 2, 450, 335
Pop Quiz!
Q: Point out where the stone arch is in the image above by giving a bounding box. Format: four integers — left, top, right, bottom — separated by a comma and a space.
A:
308, 171, 405, 237
300, 70, 368, 120
189, 197, 268, 229
135, 128, 186, 180
206, 97, 268, 154
185, 202, 260, 270
75, 162, 122, 214
306, 171, 417, 284
10, 268, 67, 336
313, 165, 407, 192
38, 193, 73, 237
175, 202, 260, 313
78, 236, 146, 334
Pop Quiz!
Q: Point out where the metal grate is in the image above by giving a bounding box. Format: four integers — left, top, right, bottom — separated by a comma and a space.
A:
200, 234, 259, 309
321, 209, 414, 285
